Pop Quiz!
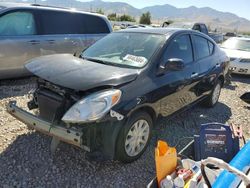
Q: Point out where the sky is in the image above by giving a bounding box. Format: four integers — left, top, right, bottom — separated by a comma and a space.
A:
79, 0, 250, 20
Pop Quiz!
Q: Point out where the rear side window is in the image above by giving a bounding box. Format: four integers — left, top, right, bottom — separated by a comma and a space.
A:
0, 11, 36, 36
193, 35, 210, 59
38, 11, 85, 35
164, 34, 193, 64
84, 14, 110, 34
38, 10, 109, 35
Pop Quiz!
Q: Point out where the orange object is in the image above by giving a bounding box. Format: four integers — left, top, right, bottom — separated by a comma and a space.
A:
155, 140, 177, 186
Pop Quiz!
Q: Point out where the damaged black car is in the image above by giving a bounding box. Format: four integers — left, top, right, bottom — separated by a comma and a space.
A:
7, 28, 229, 162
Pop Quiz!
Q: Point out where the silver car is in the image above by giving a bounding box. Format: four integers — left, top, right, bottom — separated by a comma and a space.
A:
0, 3, 112, 79
221, 37, 250, 75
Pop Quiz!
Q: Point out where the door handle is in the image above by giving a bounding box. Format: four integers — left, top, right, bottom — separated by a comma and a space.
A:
28, 40, 40, 45
191, 72, 198, 78
215, 63, 220, 68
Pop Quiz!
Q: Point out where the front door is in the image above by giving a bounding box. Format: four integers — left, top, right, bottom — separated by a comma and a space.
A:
155, 34, 200, 117
34, 10, 83, 57
0, 10, 39, 78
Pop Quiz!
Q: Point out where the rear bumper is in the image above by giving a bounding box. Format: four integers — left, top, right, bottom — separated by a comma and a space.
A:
7, 101, 88, 151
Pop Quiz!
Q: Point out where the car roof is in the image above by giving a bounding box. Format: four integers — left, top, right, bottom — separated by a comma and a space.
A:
117, 28, 189, 35
0, 2, 107, 18
117, 28, 217, 44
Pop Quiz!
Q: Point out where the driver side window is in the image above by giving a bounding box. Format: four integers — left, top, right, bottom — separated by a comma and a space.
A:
163, 34, 193, 64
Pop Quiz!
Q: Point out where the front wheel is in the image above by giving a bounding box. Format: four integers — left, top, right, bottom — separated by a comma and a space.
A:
115, 111, 153, 163
203, 80, 222, 107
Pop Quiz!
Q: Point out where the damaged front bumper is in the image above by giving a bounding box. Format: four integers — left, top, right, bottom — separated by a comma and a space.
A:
7, 101, 125, 159
7, 101, 89, 151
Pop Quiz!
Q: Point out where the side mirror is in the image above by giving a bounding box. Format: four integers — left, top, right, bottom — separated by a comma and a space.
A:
167, 58, 185, 71
158, 58, 185, 75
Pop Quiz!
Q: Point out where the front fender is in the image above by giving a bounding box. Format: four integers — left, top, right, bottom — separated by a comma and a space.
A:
120, 96, 160, 120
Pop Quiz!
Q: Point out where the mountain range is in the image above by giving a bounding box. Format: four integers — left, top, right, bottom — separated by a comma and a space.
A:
3, 0, 250, 32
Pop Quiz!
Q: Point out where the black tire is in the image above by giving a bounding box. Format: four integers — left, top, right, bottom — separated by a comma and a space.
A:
203, 80, 222, 107
115, 111, 153, 163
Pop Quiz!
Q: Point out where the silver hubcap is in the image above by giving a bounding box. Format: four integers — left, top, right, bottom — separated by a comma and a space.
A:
125, 119, 150, 157
212, 83, 221, 104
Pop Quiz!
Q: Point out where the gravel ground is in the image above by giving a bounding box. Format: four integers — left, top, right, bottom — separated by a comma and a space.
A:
0, 75, 250, 188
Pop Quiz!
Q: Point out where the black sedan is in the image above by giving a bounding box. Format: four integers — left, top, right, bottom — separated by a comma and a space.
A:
7, 28, 229, 162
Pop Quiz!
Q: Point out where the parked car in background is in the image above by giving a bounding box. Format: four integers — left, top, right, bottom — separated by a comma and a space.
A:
126, 24, 152, 29
221, 37, 250, 75
192, 23, 224, 43
0, 3, 112, 79
8, 28, 229, 162
224, 32, 237, 40
164, 22, 224, 43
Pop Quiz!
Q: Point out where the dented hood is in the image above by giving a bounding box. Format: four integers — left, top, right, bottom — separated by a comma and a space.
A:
25, 54, 139, 91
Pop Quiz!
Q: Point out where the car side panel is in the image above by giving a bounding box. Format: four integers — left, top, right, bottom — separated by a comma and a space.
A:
194, 55, 218, 97
35, 10, 109, 57
0, 7, 111, 79
156, 33, 201, 116
34, 34, 83, 56
113, 64, 200, 119
0, 35, 42, 79
191, 34, 224, 97
154, 66, 199, 117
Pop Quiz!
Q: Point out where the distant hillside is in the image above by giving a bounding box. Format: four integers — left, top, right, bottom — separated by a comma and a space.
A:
142, 5, 250, 32
4, 0, 250, 32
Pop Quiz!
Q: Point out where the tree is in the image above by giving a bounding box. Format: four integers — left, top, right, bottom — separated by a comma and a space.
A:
207, 25, 211, 32
96, 8, 104, 15
168, 20, 174, 25
108, 13, 117, 21
139, 11, 151, 25
107, 13, 135, 22
119, 14, 135, 22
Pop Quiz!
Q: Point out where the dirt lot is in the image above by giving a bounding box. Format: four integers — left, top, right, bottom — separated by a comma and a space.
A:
0, 76, 249, 187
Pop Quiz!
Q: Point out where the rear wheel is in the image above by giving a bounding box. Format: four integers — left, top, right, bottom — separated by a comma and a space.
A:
204, 80, 222, 107
115, 111, 152, 163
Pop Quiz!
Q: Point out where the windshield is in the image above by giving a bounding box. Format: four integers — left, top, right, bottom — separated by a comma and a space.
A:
221, 38, 250, 52
82, 32, 166, 68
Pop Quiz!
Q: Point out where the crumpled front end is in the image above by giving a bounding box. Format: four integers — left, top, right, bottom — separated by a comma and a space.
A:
6, 79, 125, 160
7, 101, 85, 149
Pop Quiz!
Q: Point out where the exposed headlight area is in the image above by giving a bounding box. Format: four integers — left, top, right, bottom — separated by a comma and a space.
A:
62, 89, 122, 123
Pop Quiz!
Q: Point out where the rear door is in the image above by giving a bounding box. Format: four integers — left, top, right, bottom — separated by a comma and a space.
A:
36, 10, 111, 57
0, 9, 39, 78
156, 34, 200, 116
35, 10, 83, 56
191, 34, 217, 97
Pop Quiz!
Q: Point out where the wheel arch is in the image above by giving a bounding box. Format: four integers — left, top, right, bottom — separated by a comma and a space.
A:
127, 105, 158, 125
218, 74, 225, 86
